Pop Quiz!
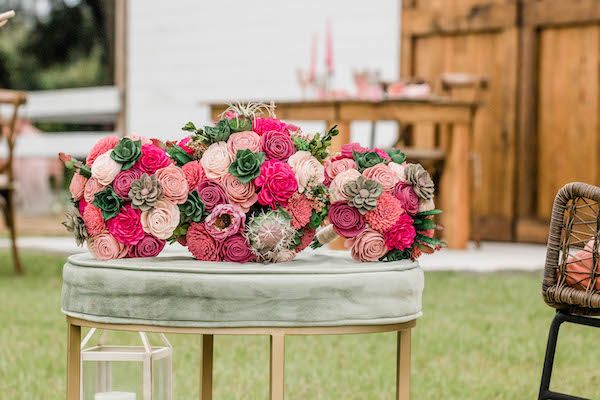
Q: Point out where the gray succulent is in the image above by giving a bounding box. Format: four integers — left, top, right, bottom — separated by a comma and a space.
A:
404, 163, 435, 200
62, 206, 88, 246
129, 174, 162, 211
343, 176, 382, 214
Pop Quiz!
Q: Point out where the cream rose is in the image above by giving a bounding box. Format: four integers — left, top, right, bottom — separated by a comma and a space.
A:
330, 169, 361, 202
201, 141, 233, 179
91, 151, 122, 185
325, 158, 357, 182
141, 200, 180, 239
287, 150, 325, 193
388, 162, 407, 182
227, 131, 261, 156
363, 163, 399, 192
155, 164, 188, 204
87, 233, 128, 260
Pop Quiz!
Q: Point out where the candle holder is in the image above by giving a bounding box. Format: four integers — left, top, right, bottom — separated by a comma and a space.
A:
80, 329, 172, 400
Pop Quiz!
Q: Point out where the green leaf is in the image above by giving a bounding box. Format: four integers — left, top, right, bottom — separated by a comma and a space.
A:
416, 233, 442, 246
167, 144, 194, 166
413, 219, 437, 230
182, 121, 197, 132
416, 209, 443, 217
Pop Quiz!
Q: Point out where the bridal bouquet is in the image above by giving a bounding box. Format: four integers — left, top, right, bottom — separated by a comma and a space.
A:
168, 103, 337, 263
313, 142, 444, 262
60, 136, 186, 260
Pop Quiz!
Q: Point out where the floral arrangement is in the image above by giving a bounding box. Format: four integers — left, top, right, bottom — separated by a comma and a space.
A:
162, 102, 337, 263
60, 136, 186, 260
312, 142, 444, 262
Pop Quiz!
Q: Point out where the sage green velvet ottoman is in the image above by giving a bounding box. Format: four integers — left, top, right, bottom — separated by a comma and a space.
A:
62, 250, 424, 400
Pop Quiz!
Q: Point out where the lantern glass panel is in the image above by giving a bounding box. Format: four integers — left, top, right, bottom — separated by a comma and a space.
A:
152, 354, 171, 400
82, 359, 143, 400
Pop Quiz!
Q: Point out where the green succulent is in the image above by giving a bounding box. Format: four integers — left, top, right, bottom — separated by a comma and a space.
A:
62, 206, 88, 246
92, 187, 123, 220
343, 176, 382, 214
129, 174, 162, 211
353, 150, 386, 172
179, 191, 206, 223
229, 149, 265, 184
386, 148, 406, 164
111, 138, 141, 170
228, 117, 253, 133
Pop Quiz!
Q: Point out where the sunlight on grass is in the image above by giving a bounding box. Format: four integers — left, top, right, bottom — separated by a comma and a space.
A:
1, 251, 599, 399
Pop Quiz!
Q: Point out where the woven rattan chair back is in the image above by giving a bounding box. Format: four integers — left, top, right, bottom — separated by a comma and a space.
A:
543, 182, 600, 315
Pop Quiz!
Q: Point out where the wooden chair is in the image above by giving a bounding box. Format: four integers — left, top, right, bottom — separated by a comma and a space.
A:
0, 89, 27, 274
538, 182, 600, 400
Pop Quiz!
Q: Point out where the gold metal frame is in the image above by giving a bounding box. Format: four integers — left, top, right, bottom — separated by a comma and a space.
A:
67, 316, 416, 400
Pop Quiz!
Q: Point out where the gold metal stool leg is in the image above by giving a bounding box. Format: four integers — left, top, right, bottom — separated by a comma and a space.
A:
269, 334, 285, 400
200, 334, 214, 400
66, 320, 81, 400
396, 329, 412, 400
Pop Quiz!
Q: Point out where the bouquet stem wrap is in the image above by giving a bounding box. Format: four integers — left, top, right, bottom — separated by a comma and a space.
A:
315, 224, 339, 246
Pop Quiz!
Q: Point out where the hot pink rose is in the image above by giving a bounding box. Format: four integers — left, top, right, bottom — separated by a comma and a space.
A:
86, 135, 119, 166
69, 173, 87, 201
373, 148, 391, 161
155, 164, 188, 204
91, 151, 122, 185
218, 173, 257, 212
385, 213, 416, 251
136, 144, 172, 174
255, 160, 298, 208
198, 180, 228, 211
227, 131, 261, 156
107, 205, 145, 246
220, 234, 256, 263
363, 163, 398, 192
394, 182, 419, 215
350, 228, 387, 262
201, 141, 232, 179
141, 200, 180, 239
84, 177, 106, 203
187, 222, 221, 261
113, 168, 143, 198
128, 234, 165, 258
204, 203, 245, 240
252, 117, 289, 135
260, 130, 295, 161
87, 233, 129, 260
182, 161, 205, 191
82, 203, 106, 236
78, 198, 88, 215
324, 158, 357, 185
178, 137, 195, 155
329, 201, 366, 238
340, 142, 368, 158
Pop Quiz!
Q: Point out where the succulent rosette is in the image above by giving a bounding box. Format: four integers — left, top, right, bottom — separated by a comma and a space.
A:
61, 135, 186, 259
174, 102, 338, 263
313, 142, 444, 262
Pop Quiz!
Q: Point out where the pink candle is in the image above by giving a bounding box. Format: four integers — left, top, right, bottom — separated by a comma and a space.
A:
325, 20, 334, 74
310, 33, 317, 81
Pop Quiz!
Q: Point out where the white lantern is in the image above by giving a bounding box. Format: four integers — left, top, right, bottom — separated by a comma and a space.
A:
80, 329, 172, 400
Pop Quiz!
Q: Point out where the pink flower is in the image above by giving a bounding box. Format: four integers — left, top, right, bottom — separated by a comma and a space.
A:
86, 135, 119, 166
69, 173, 87, 201
350, 228, 387, 262
295, 228, 316, 253
87, 233, 129, 260
181, 161, 205, 191
155, 164, 188, 204
186, 222, 221, 261
78, 198, 88, 215
385, 213, 416, 251
363, 163, 398, 192
255, 160, 298, 208
373, 148, 391, 161
84, 178, 106, 203
201, 141, 232, 179
220, 234, 256, 263
273, 249, 297, 263
107, 205, 145, 246
227, 131, 261, 156
388, 162, 407, 182
329, 201, 366, 238
394, 182, 419, 215
127, 134, 152, 145
253, 117, 290, 135
260, 130, 295, 161
418, 198, 435, 213
82, 204, 106, 236
285, 193, 313, 229
329, 169, 361, 202
365, 192, 405, 233
140, 200, 180, 239
287, 151, 324, 193
178, 137, 195, 155
204, 203, 245, 240
136, 144, 172, 174
218, 173, 257, 212
128, 234, 165, 258
91, 151, 122, 185
198, 180, 228, 211
340, 142, 368, 158
324, 158, 357, 185
113, 168, 143, 198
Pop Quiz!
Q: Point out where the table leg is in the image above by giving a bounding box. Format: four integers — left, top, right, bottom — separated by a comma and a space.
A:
200, 335, 214, 400
66, 320, 81, 400
396, 329, 412, 400
269, 334, 285, 400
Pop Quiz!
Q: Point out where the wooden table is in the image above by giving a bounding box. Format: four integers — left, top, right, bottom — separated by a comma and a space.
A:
210, 98, 478, 249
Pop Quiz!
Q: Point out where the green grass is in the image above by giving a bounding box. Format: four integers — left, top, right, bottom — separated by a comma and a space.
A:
1, 251, 600, 399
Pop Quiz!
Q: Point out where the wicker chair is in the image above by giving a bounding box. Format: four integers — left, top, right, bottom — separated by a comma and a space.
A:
539, 182, 600, 400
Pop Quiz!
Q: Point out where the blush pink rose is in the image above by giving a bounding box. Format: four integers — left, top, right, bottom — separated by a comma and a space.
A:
136, 144, 172, 174
363, 163, 398, 192
69, 173, 88, 201
385, 213, 416, 251
155, 164, 188, 204
201, 141, 232, 179
82, 203, 106, 236
227, 131, 261, 156
252, 117, 290, 135
84, 177, 106, 203
87, 233, 129, 260
127, 134, 152, 145
394, 182, 419, 215
91, 151, 122, 185
255, 160, 298, 208
329, 169, 361, 202
260, 130, 295, 161
220, 234, 256, 263
181, 161, 205, 191
218, 173, 257, 212
329, 201, 366, 238
287, 151, 325, 193
86, 135, 119, 166
350, 228, 388, 262
198, 180, 228, 211
324, 158, 357, 185
107, 205, 145, 246
186, 222, 221, 261
113, 168, 143, 198
141, 200, 180, 239
128, 234, 166, 258
388, 162, 407, 182
204, 203, 245, 240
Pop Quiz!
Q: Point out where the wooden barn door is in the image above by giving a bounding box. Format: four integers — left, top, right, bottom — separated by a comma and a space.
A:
517, 0, 600, 242
401, 0, 520, 241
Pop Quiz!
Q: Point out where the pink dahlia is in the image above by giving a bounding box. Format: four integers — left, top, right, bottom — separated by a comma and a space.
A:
113, 168, 143, 198
252, 117, 289, 135
220, 234, 256, 263
384, 213, 416, 251
136, 143, 172, 174
107, 205, 145, 246
260, 130, 295, 161
329, 201, 366, 238
187, 222, 221, 261
204, 203, 246, 240
82, 203, 106, 236
284, 193, 313, 229
255, 160, 298, 208
86, 135, 119, 166
364, 192, 405, 233
128, 234, 165, 258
